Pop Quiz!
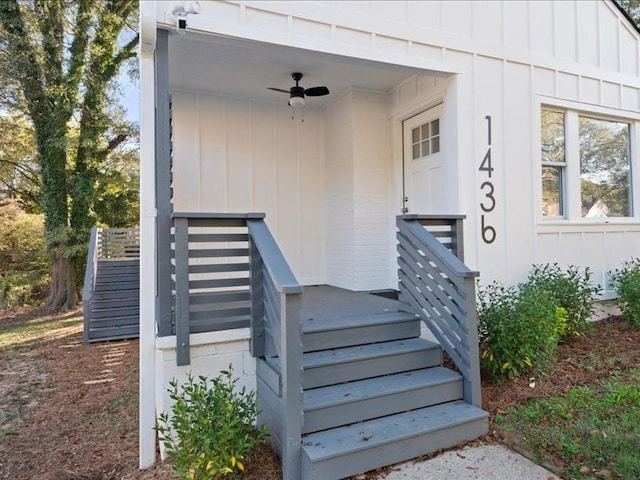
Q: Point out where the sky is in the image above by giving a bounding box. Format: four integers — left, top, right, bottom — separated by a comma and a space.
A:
119, 74, 139, 125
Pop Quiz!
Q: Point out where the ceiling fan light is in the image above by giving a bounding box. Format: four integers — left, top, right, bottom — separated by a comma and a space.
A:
289, 96, 305, 108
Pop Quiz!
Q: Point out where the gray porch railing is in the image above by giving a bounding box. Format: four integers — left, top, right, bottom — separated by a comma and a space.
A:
397, 215, 482, 407
171, 212, 303, 478
83, 227, 140, 342
98, 227, 140, 258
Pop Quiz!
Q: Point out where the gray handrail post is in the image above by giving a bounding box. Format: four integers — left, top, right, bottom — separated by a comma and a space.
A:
249, 236, 265, 357
82, 227, 100, 343
464, 277, 482, 407
174, 217, 191, 366
281, 291, 303, 480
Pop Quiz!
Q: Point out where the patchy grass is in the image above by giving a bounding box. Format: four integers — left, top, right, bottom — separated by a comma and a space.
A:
0, 308, 82, 352
496, 369, 640, 479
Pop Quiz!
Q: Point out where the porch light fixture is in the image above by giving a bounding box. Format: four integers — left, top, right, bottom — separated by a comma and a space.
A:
288, 95, 305, 108
172, 1, 201, 34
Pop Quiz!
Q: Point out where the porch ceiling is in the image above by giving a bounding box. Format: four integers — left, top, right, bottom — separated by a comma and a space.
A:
168, 31, 446, 106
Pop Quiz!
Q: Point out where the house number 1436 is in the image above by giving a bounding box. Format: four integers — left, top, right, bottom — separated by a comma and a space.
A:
479, 115, 496, 244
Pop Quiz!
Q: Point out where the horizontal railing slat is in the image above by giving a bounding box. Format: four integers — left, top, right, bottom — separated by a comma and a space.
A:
188, 277, 250, 290
188, 262, 250, 274
189, 307, 251, 322
189, 290, 250, 305
180, 248, 249, 258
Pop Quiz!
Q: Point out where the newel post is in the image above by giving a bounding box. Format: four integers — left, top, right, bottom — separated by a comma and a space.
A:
281, 291, 303, 480
249, 235, 265, 357
464, 277, 482, 407
174, 217, 190, 366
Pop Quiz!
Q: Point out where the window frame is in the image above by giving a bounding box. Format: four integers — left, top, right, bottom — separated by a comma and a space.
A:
537, 96, 640, 225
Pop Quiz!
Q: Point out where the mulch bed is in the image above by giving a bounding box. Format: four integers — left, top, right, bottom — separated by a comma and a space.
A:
0, 309, 638, 480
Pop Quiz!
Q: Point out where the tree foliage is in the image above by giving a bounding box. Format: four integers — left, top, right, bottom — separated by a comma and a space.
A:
0, 0, 138, 310
616, 0, 640, 28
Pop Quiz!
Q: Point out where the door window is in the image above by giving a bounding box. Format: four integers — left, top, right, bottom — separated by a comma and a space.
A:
411, 118, 440, 160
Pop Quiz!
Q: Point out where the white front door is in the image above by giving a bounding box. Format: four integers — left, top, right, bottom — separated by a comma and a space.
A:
403, 104, 444, 214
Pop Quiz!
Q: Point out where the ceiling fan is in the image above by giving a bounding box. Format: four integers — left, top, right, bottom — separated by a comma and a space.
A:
268, 72, 330, 108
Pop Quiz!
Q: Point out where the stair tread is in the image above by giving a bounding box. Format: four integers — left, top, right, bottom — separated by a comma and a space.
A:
303, 338, 439, 369
304, 367, 460, 411
302, 400, 488, 462
302, 311, 419, 334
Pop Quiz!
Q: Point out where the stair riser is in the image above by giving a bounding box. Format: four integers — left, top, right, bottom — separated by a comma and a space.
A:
303, 320, 420, 353
92, 291, 140, 302
89, 316, 139, 328
96, 275, 140, 285
94, 282, 138, 292
91, 306, 139, 319
302, 417, 489, 480
87, 325, 139, 341
303, 348, 441, 389
303, 379, 462, 434
91, 298, 139, 309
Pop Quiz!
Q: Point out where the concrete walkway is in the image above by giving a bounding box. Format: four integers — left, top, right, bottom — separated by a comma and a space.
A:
377, 444, 560, 480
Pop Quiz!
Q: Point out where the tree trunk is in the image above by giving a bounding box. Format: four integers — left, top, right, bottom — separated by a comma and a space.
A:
46, 254, 77, 311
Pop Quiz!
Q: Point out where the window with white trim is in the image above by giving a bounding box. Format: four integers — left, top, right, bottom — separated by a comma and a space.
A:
541, 107, 634, 219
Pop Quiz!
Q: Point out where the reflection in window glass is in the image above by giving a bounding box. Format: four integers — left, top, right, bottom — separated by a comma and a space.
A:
541, 110, 565, 163
542, 166, 562, 216
541, 109, 566, 216
579, 117, 631, 217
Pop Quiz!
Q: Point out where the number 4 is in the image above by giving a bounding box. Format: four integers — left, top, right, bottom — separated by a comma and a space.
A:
479, 148, 493, 177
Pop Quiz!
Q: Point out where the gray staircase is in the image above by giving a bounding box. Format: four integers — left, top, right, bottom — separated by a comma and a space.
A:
84, 258, 140, 342
258, 309, 489, 480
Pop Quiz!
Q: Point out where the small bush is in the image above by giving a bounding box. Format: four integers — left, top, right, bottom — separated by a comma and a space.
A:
156, 366, 267, 480
610, 258, 640, 327
0, 201, 48, 309
478, 282, 563, 382
525, 263, 599, 338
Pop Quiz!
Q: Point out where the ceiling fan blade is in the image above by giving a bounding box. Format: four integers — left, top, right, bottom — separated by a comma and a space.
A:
304, 86, 330, 97
267, 87, 290, 94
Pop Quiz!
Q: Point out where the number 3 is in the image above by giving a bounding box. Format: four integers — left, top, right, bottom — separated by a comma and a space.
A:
480, 181, 495, 213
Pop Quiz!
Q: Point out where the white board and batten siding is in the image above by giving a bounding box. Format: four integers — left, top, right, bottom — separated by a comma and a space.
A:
172, 91, 327, 286
381, 0, 640, 294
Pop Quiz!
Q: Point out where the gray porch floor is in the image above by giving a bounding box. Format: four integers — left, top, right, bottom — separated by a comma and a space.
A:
298, 285, 401, 324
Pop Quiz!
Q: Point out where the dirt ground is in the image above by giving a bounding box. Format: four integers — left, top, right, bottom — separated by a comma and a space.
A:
0, 308, 638, 480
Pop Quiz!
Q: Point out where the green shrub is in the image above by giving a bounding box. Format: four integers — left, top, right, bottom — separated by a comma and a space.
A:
525, 263, 599, 338
610, 258, 640, 327
156, 366, 266, 480
477, 282, 564, 382
0, 201, 48, 309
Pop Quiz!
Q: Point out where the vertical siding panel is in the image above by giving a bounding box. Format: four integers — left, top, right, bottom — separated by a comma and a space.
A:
503, 1, 528, 51
532, 67, 554, 96
407, 1, 441, 31
473, 56, 506, 283
622, 86, 640, 111
599, 1, 620, 72
529, 0, 553, 56
198, 94, 227, 211
557, 72, 579, 101
576, 0, 599, 67
580, 77, 601, 104
251, 102, 277, 225
602, 81, 621, 108
226, 98, 252, 211
620, 27, 639, 77
553, 1, 577, 62
443, 1, 473, 38
471, 1, 502, 46
298, 109, 325, 284
581, 232, 605, 293
275, 105, 301, 275
503, 61, 533, 284
172, 91, 201, 211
